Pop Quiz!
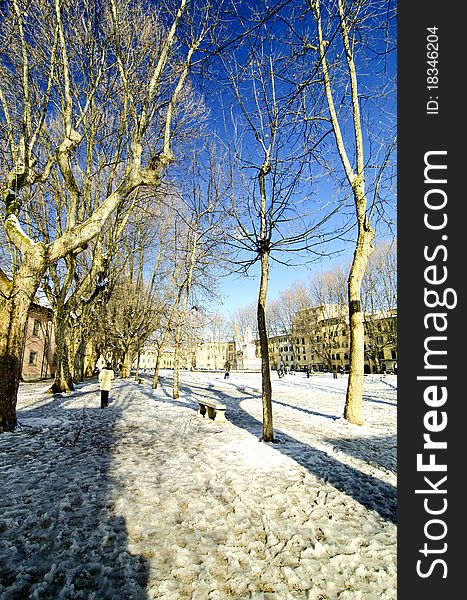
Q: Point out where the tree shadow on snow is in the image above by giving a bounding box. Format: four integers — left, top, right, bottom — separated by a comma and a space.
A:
0, 395, 150, 598
326, 434, 397, 474
269, 399, 337, 421
157, 377, 397, 525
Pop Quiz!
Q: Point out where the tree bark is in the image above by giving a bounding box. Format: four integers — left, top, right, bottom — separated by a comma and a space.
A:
121, 351, 133, 378
344, 216, 374, 424
0, 254, 46, 431
257, 250, 275, 442
72, 329, 86, 383
48, 306, 74, 394
134, 351, 141, 381
172, 317, 182, 399
0, 296, 29, 431
152, 352, 162, 389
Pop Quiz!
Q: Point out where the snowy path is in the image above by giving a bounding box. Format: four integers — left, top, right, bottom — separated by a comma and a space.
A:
0, 372, 397, 599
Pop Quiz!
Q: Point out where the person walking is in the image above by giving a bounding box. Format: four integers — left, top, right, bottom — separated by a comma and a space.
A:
99, 362, 115, 408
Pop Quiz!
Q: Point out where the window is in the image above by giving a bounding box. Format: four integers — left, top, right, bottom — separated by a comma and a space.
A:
28, 351, 38, 366
32, 319, 41, 337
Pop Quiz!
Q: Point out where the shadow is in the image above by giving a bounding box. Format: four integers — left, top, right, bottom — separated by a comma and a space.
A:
271, 399, 338, 421
0, 386, 150, 598
300, 380, 396, 408
326, 434, 397, 474
152, 375, 396, 524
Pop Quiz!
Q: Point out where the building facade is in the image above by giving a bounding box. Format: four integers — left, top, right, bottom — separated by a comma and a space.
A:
267, 304, 397, 374
135, 340, 236, 372
21, 303, 56, 381
134, 304, 397, 376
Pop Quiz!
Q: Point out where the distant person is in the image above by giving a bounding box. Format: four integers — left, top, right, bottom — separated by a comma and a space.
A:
99, 362, 115, 409
224, 360, 231, 379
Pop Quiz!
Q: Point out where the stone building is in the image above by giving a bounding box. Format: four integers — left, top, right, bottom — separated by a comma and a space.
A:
135, 340, 237, 372
134, 304, 397, 376
267, 304, 397, 374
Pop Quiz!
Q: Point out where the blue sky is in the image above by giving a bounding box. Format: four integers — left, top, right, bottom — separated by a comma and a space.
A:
185, 0, 396, 320
214, 246, 355, 317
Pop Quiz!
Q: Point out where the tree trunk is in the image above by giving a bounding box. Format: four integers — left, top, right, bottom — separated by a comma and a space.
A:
48, 308, 74, 394
121, 351, 133, 378
344, 218, 375, 425
172, 321, 182, 399
134, 350, 141, 381
0, 294, 30, 431
0, 257, 45, 431
152, 350, 162, 389
257, 250, 275, 442
84, 339, 98, 377
72, 330, 86, 383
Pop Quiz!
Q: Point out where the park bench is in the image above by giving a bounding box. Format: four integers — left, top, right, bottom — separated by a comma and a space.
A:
197, 399, 227, 423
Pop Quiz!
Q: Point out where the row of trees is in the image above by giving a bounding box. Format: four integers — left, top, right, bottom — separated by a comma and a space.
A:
1, 0, 396, 435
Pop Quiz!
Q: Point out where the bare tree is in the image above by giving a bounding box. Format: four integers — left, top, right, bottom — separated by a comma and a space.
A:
222, 24, 344, 442
0, 0, 210, 431
170, 147, 230, 399
306, 268, 348, 369
229, 303, 258, 342
274, 284, 313, 369
310, 0, 396, 423
362, 239, 397, 372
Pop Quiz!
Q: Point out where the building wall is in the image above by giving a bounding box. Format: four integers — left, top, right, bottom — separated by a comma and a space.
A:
194, 341, 235, 370
134, 305, 397, 376
21, 304, 55, 381
133, 346, 190, 371
135, 341, 236, 372
268, 304, 397, 374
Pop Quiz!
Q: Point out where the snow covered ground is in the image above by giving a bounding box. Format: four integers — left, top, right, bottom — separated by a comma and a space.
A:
0, 370, 397, 599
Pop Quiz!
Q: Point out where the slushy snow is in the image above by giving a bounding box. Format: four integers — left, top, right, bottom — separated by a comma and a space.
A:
0, 370, 397, 599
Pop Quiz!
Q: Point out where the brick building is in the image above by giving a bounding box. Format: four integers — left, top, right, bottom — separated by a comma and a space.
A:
21, 303, 56, 381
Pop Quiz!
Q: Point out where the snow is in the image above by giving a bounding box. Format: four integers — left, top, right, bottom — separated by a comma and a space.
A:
0, 370, 397, 599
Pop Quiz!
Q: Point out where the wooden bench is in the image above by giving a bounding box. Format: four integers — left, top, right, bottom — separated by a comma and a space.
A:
197, 399, 227, 423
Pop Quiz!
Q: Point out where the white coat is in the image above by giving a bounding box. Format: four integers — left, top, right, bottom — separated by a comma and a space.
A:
99, 368, 115, 391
